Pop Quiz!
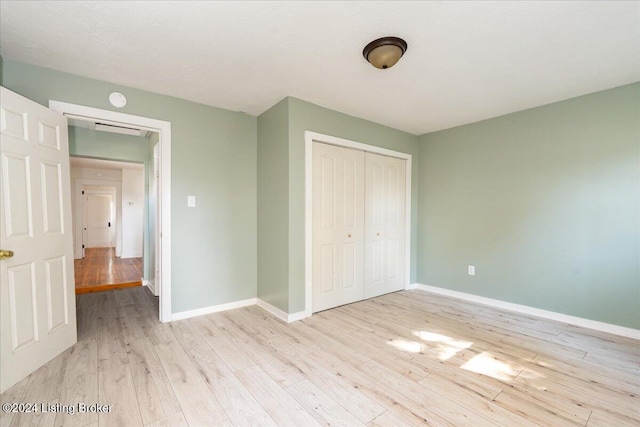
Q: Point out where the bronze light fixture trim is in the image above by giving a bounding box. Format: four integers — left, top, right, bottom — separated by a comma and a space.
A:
363, 36, 408, 69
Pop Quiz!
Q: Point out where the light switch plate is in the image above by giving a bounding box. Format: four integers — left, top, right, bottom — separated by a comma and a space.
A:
187, 196, 196, 207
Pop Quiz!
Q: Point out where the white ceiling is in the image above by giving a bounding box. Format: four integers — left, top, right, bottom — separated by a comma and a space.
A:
70, 156, 143, 171
1, 1, 638, 135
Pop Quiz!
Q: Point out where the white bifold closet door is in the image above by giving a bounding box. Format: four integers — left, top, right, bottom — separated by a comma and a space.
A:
312, 142, 365, 313
312, 142, 406, 313
364, 152, 406, 299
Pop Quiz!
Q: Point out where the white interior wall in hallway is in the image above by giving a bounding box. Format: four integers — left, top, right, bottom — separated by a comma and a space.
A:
121, 168, 144, 258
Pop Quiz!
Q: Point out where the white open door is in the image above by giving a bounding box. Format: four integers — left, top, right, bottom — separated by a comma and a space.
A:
0, 87, 77, 393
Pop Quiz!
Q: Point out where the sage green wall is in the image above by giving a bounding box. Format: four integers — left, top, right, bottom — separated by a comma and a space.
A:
287, 97, 420, 313
4, 60, 257, 314
69, 127, 149, 162
257, 99, 290, 310
418, 83, 640, 329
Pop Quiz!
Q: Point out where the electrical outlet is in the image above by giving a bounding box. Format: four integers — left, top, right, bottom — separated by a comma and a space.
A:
187, 195, 196, 207
468, 265, 475, 276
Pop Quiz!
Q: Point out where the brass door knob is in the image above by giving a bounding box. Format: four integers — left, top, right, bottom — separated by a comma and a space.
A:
0, 249, 14, 260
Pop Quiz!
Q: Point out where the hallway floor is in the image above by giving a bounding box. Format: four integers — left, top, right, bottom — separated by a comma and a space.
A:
74, 247, 142, 294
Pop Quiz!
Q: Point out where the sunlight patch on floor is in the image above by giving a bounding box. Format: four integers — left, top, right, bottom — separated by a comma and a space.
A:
460, 351, 521, 381
413, 330, 473, 360
510, 363, 547, 388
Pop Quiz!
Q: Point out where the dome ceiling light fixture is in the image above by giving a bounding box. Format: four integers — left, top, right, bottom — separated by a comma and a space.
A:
363, 36, 408, 70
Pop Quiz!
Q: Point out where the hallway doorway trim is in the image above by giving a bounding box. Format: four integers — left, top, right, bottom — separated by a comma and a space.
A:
49, 100, 172, 322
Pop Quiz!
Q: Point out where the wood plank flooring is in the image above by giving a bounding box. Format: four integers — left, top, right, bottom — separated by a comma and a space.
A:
74, 248, 143, 294
1, 287, 638, 426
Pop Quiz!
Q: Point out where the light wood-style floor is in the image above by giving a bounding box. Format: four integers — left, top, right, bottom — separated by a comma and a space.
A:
1, 287, 638, 427
74, 248, 142, 294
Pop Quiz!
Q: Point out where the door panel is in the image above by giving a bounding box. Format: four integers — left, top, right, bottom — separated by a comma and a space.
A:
320, 156, 335, 228
387, 238, 400, 279
312, 142, 365, 312
342, 241, 356, 289
41, 161, 64, 234
2, 153, 33, 238
0, 86, 77, 393
364, 152, 406, 299
320, 244, 335, 293
44, 256, 68, 332
38, 120, 60, 150
7, 262, 38, 351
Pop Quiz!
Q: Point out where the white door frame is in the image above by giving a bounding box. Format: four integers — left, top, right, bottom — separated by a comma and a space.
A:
152, 142, 161, 297
49, 101, 172, 322
304, 131, 412, 318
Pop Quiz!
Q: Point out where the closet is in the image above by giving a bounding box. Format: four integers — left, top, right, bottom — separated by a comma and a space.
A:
312, 142, 406, 312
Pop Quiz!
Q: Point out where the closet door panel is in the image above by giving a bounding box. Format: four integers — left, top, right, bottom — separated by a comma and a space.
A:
312, 143, 365, 312
364, 152, 406, 299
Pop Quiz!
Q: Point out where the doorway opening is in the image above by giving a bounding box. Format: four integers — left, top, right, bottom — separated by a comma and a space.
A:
71, 157, 144, 294
49, 100, 172, 322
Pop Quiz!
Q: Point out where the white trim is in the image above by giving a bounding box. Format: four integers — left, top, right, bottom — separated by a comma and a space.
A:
304, 131, 412, 317
404, 159, 412, 291
287, 310, 311, 323
142, 278, 156, 296
304, 133, 314, 319
409, 283, 640, 340
306, 131, 412, 161
171, 298, 257, 321
121, 251, 143, 259
152, 143, 162, 303
256, 299, 289, 322
256, 299, 310, 323
49, 100, 172, 323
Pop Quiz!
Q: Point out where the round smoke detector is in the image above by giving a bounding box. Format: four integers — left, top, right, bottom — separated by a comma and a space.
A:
109, 92, 127, 108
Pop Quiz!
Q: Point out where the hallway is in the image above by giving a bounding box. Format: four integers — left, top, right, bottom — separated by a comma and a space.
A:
74, 248, 142, 294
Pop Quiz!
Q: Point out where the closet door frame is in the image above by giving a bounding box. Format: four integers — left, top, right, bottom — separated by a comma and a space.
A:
304, 131, 412, 318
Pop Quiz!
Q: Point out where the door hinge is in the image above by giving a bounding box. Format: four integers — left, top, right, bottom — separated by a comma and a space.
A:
108, 222, 111, 227
82, 190, 85, 194
82, 244, 85, 248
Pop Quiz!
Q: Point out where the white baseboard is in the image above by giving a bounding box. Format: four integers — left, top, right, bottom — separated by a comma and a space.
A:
169, 297, 310, 323
120, 252, 143, 259
409, 283, 640, 340
256, 299, 310, 323
171, 298, 257, 321
288, 310, 312, 322
142, 278, 156, 296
